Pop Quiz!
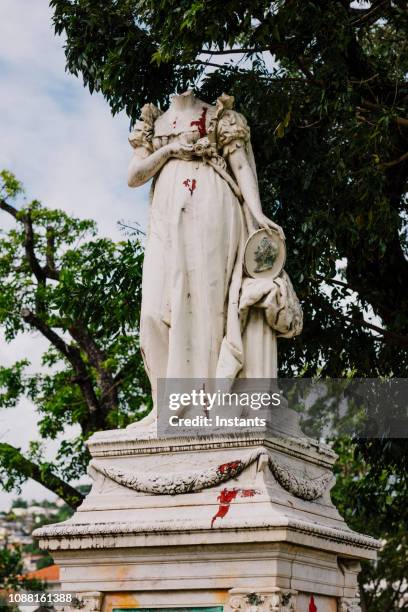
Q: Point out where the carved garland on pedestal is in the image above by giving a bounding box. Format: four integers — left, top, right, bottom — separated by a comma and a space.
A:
338, 598, 361, 612
89, 453, 258, 495
268, 455, 332, 501
227, 589, 297, 612
90, 450, 333, 501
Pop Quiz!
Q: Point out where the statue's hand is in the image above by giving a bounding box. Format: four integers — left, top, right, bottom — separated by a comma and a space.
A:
254, 213, 285, 241
166, 142, 196, 160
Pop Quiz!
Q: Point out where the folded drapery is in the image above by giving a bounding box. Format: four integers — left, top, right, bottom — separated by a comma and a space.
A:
239, 272, 303, 338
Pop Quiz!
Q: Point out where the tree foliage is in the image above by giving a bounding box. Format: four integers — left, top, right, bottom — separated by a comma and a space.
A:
0, 544, 43, 609
332, 438, 408, 610
0, 170, 150, 508
49, 0, 408, 375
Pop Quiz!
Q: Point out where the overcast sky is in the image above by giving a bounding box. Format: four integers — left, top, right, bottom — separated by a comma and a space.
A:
0, 0, 149, 510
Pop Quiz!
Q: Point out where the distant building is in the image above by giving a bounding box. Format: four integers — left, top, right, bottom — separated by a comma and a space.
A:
26, 564, 61, 592
23, 553, 46, 572
20, 566, 61, 612
27, 506, 53, 517
12, 507, 28, 518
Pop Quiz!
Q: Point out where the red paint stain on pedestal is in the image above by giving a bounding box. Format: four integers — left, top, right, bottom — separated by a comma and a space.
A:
309, 595, 317, 612
217, 460, 242, 475
211, 488, 238, 527
211, 488, 258, 528
191, 107, 208, 138
241, 488, 257, 498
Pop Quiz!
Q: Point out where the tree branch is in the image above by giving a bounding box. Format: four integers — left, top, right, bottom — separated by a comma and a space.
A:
192, 59, 246, 72
199, 44, 324, 88
1, 199, 60, 281
192, 59, 309, 83
317, 299, 408, 348
343, 314, 408, 347
0, 198, 18, 219
310, 274, 355, 292
22, 210, 45, 284
0, 442, 84, 509
350, 0, 390, 28
68, 323, 119, 413
381, 151, 408, 168
44, 225, 60, 280
68, 324, 105, 369
199, 48, 267, 55
361, 99, 408, 127
294, 55, 324, 87
21, 309, 100, 415
21, 308, 71, 360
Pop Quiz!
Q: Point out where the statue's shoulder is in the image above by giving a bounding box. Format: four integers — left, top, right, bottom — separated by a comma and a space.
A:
140, 103, 163, 125
212, 93, 246, 120
209, 94, 250, 152
129, 103, 162, 150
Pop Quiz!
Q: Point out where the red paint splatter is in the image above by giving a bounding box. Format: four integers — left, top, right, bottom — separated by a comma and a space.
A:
190, 107, 207, 138
309, 595, 317, 612
211, 488, 259, 528
211, 488, 238, 528
182, 178, 197, 195
241, 488, 257, 497
218, 460, 242, 475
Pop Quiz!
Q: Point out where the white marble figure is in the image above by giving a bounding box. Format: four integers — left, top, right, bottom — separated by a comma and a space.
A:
128, 91, 302, 420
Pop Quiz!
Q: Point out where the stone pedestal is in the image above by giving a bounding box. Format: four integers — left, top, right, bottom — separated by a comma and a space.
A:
34, 431, 380, 611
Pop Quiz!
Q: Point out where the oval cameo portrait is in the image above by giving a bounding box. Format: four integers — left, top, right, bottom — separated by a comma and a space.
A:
244, 228, 286, 279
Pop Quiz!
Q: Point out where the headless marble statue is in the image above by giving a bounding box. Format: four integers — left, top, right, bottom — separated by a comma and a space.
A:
128, 90, 302, 424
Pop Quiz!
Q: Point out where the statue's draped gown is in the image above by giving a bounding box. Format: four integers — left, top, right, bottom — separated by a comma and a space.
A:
129, 95, 302, 404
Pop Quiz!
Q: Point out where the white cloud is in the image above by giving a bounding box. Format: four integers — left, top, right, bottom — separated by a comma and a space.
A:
0, 0, 150, 509
0, 0, 149, 238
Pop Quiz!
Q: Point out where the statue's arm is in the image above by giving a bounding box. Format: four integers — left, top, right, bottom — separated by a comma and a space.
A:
128, 146, 172, 187
228, 147, 284, 239
128, 142, 198, 188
